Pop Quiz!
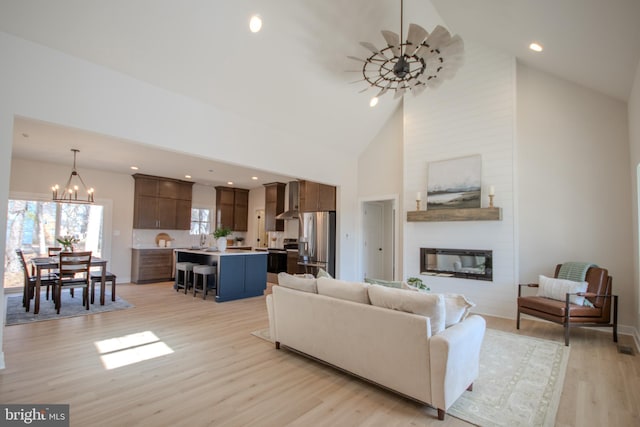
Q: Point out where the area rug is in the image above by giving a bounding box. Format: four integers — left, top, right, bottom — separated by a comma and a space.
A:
5, 291, 133, 325
251, 327, 569, 426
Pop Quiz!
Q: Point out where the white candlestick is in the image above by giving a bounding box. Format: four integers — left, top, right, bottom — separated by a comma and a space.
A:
416, 191, 421, 201
489, 185, 495, 196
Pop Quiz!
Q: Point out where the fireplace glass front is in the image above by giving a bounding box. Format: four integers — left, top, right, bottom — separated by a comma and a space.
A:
420, 248, 493, 281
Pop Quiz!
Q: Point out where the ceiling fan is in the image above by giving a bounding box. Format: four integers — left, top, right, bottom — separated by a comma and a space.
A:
349, 0, 464, 101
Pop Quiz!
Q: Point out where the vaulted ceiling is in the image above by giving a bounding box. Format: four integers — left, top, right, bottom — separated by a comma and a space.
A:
2, 0, 640, 187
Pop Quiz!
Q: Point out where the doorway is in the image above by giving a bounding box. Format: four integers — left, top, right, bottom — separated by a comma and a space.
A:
362, 199, 395, 281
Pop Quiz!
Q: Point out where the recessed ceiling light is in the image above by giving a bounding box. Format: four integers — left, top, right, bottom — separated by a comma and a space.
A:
227, 181, 234, 185
185, 175, 191, 179
369, 96, 379, 107
249, 15, 262, 33
251, 176, 258, 180
529, 42, 543, 52
130, 166, 139, 170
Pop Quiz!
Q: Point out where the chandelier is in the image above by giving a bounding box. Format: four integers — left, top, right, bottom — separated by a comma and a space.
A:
349, 0, 464, 102
51, 149, 95, 204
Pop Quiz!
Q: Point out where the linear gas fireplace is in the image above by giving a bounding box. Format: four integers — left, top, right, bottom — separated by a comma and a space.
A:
420, 248, 493, 281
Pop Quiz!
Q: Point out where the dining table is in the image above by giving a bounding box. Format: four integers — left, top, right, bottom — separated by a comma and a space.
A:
31, 255, 109, 314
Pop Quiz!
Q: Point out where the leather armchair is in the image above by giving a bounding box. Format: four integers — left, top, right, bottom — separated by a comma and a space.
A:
517, 264, 617, 346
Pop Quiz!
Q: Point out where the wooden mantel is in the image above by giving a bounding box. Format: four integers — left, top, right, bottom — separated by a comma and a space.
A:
407, 207, 502, 222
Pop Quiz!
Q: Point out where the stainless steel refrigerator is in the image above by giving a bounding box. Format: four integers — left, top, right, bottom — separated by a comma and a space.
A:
298, 211, 336, 277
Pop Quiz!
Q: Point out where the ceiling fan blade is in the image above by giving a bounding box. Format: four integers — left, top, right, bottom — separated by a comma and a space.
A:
426, 77, 444, 89
393, 86, 406, 99
360, 41, 384, 56
441, 35, 464, 58
411, 83, 426, 96
376, 81, 393, 97
425, 25, 452, 49
381, 30, 401, 57
406, 23, 428, 56
347, 55, 367, 63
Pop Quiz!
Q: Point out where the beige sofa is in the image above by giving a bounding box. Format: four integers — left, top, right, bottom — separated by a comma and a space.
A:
265, 276, 486, 420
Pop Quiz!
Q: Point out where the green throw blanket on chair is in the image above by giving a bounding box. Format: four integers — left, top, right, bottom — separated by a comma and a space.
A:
557, 262, 597, 282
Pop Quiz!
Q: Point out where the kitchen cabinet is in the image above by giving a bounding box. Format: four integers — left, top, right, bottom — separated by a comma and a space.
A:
299, 180, 336, 212
264, 182, 286, 231
131, 248, 174, 283
133, 174, 193, 229
215, 186, 249, 231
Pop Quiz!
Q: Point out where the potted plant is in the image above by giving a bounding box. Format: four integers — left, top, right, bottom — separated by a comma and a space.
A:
56, 235, 79, 252
407, 277, 430, 292
212, 227, 232, 252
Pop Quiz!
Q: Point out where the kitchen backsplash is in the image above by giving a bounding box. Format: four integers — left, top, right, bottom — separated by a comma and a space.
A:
132, 230, 248, 249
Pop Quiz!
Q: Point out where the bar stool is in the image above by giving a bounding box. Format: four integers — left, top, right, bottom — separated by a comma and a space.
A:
192, 264, 217, 300
90, 271, 117, 304
175, 262, 196, 294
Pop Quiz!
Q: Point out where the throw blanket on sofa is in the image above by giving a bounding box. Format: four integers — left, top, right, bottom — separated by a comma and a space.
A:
557, 262, 597, 282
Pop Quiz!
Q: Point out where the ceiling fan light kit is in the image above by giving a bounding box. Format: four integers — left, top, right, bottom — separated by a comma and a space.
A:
350, 0, 464, 101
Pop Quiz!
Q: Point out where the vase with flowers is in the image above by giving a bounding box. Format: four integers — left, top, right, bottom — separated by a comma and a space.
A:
212, 227, 232, 252
56, 235, 80, 252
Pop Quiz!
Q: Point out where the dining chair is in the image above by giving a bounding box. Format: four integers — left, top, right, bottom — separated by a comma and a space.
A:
53, 251, 92, 314
15, 249, 58, 312
43, 246, 65, 299
48, 247, 63, 257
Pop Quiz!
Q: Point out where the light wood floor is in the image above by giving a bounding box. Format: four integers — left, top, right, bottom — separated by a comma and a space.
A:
1, 282, 639, 427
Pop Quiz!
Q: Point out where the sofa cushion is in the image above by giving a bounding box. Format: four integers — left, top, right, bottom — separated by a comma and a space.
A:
537, 275, 588, 305
364, 277, 404, 288
443, 294, 475, 327
317, 277, 370, 304
368, 285, 446, 334
278, 272, 317, 293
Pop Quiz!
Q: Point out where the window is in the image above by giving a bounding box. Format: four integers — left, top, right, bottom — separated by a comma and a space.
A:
190, 208, 211, 235
4, 199, 104, 289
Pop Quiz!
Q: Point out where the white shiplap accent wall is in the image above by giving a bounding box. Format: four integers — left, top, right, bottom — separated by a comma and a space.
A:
403, 41, 517, 318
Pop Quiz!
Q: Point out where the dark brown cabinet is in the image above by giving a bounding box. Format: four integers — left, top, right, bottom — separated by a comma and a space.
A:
299, 180, 336, 212
264, 182, 286, 231
131, 249, 174, 283
133, 174, 193, 230
215, 186, 249, 231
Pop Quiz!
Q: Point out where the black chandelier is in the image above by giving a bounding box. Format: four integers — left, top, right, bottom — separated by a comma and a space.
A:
51, 149, 95, 204
349, 0, 464, 102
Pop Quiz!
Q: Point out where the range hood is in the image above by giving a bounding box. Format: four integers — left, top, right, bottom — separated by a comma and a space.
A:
276, 181, 300, 220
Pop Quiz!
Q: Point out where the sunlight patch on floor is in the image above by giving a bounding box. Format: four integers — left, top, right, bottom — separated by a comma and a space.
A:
95, 331, 174, 370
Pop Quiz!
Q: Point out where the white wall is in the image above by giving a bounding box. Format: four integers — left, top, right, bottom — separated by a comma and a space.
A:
628, 59, 640, 339
517, 63, 635, 327
403, 41, 517, 318
357, 103, 404, 279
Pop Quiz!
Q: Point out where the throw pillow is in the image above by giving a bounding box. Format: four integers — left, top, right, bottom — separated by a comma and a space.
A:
443, 294, 475, 327
368, 284, 446, 334
364, 277, 403, 288
317, 277, 370, 304
537, 275, 588, 305
316, 268, 333, 279
277, 272, 317, 293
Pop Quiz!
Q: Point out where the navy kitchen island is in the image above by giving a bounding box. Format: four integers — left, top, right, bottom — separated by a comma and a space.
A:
175, 249, 267, 302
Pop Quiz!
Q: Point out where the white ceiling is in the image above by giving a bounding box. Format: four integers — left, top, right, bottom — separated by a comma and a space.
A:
3, 0, 640, 187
